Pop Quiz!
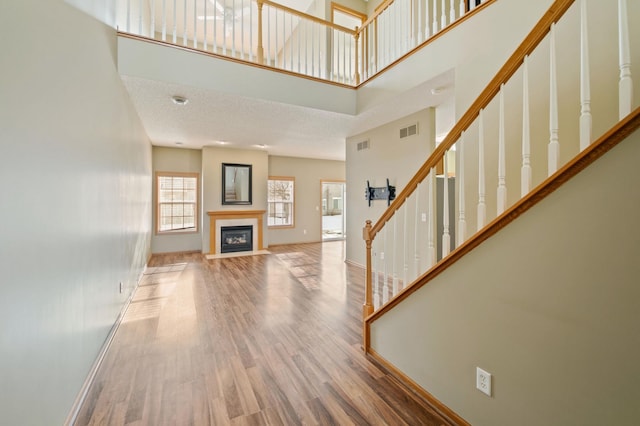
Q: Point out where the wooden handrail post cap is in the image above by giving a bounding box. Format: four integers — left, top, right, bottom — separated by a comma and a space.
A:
363, 219, 372, 241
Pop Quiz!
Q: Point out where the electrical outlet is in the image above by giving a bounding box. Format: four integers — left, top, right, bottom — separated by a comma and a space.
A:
119, 281, 123, 294
303, 229, 307, 235
476, 367, 492, 396
380, 252, 385, 260
421, 212, 427, 222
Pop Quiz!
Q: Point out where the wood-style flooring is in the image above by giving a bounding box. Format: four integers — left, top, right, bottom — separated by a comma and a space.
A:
75, 242, 454, 425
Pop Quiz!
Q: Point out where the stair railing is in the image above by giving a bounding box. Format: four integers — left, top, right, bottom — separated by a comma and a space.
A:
362, 0, 636, 340
116, 0, 493, 85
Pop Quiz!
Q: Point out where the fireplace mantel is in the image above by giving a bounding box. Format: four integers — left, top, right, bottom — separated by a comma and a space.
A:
207, 210, 265, 254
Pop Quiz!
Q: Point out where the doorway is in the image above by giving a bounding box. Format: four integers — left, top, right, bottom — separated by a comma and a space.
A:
321, 180, 346, 240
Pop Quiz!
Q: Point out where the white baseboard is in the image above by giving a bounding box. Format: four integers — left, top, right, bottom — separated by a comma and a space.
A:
64, 265, 146, 426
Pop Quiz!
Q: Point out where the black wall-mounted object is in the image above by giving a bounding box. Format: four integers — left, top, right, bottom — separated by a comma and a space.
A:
365, 179, 396, 206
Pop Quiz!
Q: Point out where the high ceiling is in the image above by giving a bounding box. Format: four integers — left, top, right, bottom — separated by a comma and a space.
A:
121, 69, 455, 161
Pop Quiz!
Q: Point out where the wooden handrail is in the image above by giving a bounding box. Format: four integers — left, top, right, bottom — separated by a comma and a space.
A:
366, 106, 640, 324
367, 0, 576, 240
261, 0, 356, 34
358, 0, 395, 32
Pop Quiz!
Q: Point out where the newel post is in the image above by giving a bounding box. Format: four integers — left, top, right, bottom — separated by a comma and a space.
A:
363, 220, 374, 350
257, 0, 265, 64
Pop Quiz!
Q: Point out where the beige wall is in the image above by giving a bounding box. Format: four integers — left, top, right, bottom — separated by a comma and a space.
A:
0, 1, 152, 424
268, 156, 345, 245
152, 147, 203, 253
345, 108, 435, 266
201, 147, 269, 252
371, 128, 640, 425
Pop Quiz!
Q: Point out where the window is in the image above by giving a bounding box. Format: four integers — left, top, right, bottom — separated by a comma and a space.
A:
156, 172, 199, 233
268, 177, 294, 227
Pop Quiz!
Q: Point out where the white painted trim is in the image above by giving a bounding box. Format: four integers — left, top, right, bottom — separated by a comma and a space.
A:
64, 266, 147, 426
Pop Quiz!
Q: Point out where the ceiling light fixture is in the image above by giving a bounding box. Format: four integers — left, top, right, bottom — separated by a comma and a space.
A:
171, 95, 189, 105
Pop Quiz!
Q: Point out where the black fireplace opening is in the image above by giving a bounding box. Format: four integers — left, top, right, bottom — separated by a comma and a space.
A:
220, 225, 253, 253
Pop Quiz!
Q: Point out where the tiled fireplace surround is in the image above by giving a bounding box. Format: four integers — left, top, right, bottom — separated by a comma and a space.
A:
207, 210, 265, 255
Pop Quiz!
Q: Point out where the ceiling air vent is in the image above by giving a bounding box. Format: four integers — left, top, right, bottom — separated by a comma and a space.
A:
357, 140, 370, 151
400, 123, 419, 139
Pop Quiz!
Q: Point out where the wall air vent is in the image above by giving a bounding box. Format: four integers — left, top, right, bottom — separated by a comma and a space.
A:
357, 140, 370, 151
400, 123, 419, 139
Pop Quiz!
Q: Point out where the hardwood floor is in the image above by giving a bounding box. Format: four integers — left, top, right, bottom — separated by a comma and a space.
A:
76, 242, 454, 425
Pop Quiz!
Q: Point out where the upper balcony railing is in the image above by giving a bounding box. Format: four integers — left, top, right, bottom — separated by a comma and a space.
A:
116, 0, 492, 86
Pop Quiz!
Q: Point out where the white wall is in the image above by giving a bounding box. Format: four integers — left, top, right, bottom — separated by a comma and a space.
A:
0, 1, 152, 424
371, 127, 640, 426
268, 156, 345, 245
152, 146, 203, 253
346, 108, 435, 266
201, 147, 269, 252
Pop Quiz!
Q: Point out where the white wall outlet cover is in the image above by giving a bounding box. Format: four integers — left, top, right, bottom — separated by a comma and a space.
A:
476, 367, 492, 397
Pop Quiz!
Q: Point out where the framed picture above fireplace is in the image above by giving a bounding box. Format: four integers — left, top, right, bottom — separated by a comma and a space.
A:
222, 163, 252, 205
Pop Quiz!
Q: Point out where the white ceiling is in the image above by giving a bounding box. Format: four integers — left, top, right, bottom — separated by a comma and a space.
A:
122, 68, 454, 161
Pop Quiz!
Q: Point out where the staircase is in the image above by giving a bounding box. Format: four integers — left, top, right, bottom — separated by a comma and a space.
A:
361, 0, 640, 424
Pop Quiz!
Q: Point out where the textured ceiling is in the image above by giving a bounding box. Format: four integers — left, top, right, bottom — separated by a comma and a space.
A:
121, 69, 454, 161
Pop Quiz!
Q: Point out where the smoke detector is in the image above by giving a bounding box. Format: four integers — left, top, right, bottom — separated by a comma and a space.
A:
171, 95, 189, 105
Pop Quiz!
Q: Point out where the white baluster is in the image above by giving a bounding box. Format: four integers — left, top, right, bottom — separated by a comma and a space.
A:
139, 0, 143, 34
497, 84, 507, 215
477, 109, 486, 230
618, 0, 633, 119
424, 0, 430, 39
249, 0, 253, 61
414, 183, 420, 280
297, 17, 301, 73
459, 0, 465, 17
373, 240, 380, 309
304, 20, 308, 73
441, 0, 447, 29
392, 215, 398, 296
203, 0, 207, 50
522, 55, 532, 196
172, 0, 177, 44
192, 0, 197, 48
281, 10, 285, 67
579, 0, 592, 151
449, 0, 456, 23
442, 154, 451, 257
310, 19, 314, 74
213, 0, 218, 53
417, 0, 423, 43
548, 23, 559, 176
208, 0, 212, 53
427, 169, 436, 268
457, 135, 467, 247
241, 0, 246, 60
432, 0, 438, 35
150, 0, 155, 38
161, 0, 166, 41
383, 225, 389, 304
403, 203, 408, 290
231, 0, 237, 57
290, 15, 294, 71
182, 0, 187, 46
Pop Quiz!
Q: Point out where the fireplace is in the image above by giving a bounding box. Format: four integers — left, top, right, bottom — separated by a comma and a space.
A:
220, 225, 253, 253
